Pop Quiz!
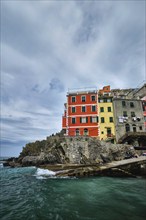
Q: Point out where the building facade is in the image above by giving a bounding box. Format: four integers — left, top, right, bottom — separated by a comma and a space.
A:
62, 83, 146, 142
62, 88, 99, 137
113, 98, 145, 143
98, 86, 115, 142
142, 98, 146, 130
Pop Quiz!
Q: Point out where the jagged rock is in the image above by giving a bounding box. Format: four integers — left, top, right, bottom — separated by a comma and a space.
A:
22, 156, 39, 166
5, 136, 141, 168
100, 153, 112, 163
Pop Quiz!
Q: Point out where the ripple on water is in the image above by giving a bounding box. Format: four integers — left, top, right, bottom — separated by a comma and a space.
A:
0, 168, 146, 220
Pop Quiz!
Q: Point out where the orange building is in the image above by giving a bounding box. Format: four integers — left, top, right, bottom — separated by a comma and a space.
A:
62, 88, 99, 137
98, 85, 111, 96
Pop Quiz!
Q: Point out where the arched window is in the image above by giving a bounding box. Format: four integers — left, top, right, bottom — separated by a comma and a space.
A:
84, 128, 88, 136
132, 124, 136, 132
75, 129, 80, 136
125, 124, 130, 132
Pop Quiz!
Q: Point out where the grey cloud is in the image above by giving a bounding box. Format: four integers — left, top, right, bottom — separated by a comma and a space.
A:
1, 0, 145, 156
49, 78, 64, 92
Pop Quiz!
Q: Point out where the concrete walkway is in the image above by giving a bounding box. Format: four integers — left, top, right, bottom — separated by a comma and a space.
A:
101, 156, 146, 170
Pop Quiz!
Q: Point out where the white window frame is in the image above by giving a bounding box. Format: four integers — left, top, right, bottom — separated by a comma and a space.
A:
82, 106, 86, 112
71, 96, 76, 103
81, 117, 86, 123
91, 95, 96, 101
81, 95, 86, 102
91, 105, 96, 112
72, 117, 76, 124
92, 116, 97, 123
72, 107, 76, 113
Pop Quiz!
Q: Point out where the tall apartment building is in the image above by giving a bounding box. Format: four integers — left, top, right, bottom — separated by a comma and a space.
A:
62, 84, 146, 143
98, 86, 115, 142
142, 98, 146, 130
132, 83, 146, 131
113, 98, 145, 143
62, 88, 99, 137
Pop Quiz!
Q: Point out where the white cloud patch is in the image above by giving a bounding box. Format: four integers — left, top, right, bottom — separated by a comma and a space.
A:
1, 0, 145, 156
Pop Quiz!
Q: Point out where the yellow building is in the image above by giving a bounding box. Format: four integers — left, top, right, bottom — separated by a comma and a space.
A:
98, 96, 115, 142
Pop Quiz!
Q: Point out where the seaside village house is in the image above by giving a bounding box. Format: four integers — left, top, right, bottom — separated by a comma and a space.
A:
142, 99, 146, 130
132, 83, 146, 131
112, 98, 145, 143
98, 86, 115, 143
62, 88, 99, 137
62, 84, 146, 145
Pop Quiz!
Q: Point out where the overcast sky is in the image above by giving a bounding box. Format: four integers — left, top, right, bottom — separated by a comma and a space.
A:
1, 0, 145, 157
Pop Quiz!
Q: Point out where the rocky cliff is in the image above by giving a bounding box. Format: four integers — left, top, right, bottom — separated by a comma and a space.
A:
15, 135, 138, 167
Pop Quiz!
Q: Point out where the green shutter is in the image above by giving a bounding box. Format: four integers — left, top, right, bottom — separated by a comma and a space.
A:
86, 117, 88, 123
90, 117, 92, 123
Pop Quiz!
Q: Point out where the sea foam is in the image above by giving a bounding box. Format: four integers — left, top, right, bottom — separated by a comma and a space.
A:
0, 163, 4, 168
35, 168, 56, 179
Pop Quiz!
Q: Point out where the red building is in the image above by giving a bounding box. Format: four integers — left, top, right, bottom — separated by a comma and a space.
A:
62, 88, 99, 137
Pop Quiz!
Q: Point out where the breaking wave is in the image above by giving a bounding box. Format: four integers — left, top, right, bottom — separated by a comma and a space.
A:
35, 168, 56, 179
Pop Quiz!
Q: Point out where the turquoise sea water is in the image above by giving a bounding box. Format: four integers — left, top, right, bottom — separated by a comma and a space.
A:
0, 164, 146, 220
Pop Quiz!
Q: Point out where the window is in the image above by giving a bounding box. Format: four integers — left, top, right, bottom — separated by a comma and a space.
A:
122, 101, 126, 107
107, 107, 111, 112
72, 118, 76, 124
72, 107, 76, 113
92, 105, 96, 112
107, 128, 111, 136
99, 99, 103, 103
90, 116, 98, 123
139, 126, 142, 130
103, 98, 107, 103
84, 128, 88, 136
100, 107, 104, 112
130, 102, 134, 108
81, 117, 86, 123
131, 112, 135, 117
101, 131, 104, 134
109, 117, 113, 122
107, 98, 112, 102
101, 117, 105, 123
80, 117, 88, 123
81, 96, 86, 102
91, 95, 96, 101
123, 111, 127, 117
72, 96, 76, 102
132, 124, 136, 132
125, 124, 130, 132
142, 101, 146, 111
144, 116, 146, 122
75, 129, 80, 136
82, 106, 86, 112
